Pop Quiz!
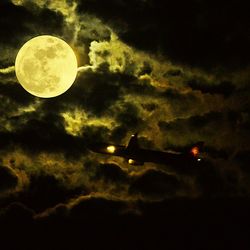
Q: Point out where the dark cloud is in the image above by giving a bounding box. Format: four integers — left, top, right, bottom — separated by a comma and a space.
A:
0, 113, 87, 158
158, 111, 249, 149
0, 171, 86, 213
161, 88, 194, 101
20, 172, 84, 212
164, 68, 183, 77
138, 61, 153, 76
0, 1, 65, 66
81, 125, 110, 145
138, 198, 250, 249
136, 135, 155, 149
0, 165, 18, 192
0, 202, 34, 222
78, 0, 250, 70
139, 83, 221, 121
76, 17, 112, 46
1, 196, 249, 250
0, 79, 34, 106
187, 78, 235, 97
110, 125, 128, 143
93, 163, 129, 184
69, 196, 127, 220
129, 169, 180, 198
194, 160, 227, 197
0, 2, 33, 47
0, 202, 36, 250
30, 196, 141, 250
234, 150, 250, 175
121, 76, 156, 97
202, 146, 229, 159
79, 74, 118, 114
141, 102, 158, 113
115, 102, 143, 130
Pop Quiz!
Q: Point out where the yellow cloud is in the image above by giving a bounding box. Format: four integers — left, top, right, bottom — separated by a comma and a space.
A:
61, 108, 115, 136
88, 32, 173, 79
0, 66, 15, 74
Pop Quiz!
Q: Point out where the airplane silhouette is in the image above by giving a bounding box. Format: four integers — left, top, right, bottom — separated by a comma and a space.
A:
90, 133, 204, 170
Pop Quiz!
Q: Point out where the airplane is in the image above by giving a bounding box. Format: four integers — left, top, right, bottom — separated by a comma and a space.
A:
89, 133, 204, 171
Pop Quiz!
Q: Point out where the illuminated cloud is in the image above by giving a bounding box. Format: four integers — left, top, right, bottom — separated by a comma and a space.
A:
0, 66, 15, 74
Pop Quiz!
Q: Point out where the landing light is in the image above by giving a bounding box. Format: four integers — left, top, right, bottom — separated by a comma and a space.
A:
128, 159, 135, 164
107, 145, 116, 153
197, 158, 201, 162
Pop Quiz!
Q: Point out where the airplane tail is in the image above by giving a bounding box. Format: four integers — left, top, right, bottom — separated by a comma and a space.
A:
126, 133, 139, 152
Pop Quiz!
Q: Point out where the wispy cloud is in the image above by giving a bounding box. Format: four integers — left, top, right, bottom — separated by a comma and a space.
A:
0, 66, 15, 74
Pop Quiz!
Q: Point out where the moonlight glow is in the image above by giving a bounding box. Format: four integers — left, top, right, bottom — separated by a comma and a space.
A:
15, 35, 78, 98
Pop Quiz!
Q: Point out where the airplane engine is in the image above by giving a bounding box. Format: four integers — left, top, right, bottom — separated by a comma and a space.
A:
127, 159, 144, 166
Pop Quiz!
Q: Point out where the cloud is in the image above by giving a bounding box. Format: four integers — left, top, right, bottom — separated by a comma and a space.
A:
77, 0, 250, 70
129, 169, 180, 199
0, 167, 87, 213
0, 79, 34, 107
93, 163, 129, 184
158, 110, 250, 151
27, 195, 139, 250
0, 113, 87, 159
10, 194, 247, 250
1, 197, 250, 250
0, 1, 65, 46
0, 202, 34, 222
19, 172, 84, 212
68, 195, 129, 220
0, 165, 18, 192
0, 66, 15, 74
234, 150, 250, 174
187, 78, 235, 97
114, 102, 143, 131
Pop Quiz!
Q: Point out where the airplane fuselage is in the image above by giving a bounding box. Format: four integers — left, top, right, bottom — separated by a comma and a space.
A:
90, 142, 200, 169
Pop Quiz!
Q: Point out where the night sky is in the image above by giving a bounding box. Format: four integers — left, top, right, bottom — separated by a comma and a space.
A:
0, 0, 250, 249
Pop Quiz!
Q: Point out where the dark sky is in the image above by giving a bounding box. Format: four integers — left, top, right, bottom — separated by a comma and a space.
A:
0, 0, 250, 249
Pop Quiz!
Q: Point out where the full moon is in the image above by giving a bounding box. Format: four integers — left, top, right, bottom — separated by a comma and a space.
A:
15, 35, 78, 98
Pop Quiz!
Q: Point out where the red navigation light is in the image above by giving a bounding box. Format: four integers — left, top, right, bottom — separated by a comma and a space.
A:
191, 146, 199, 157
